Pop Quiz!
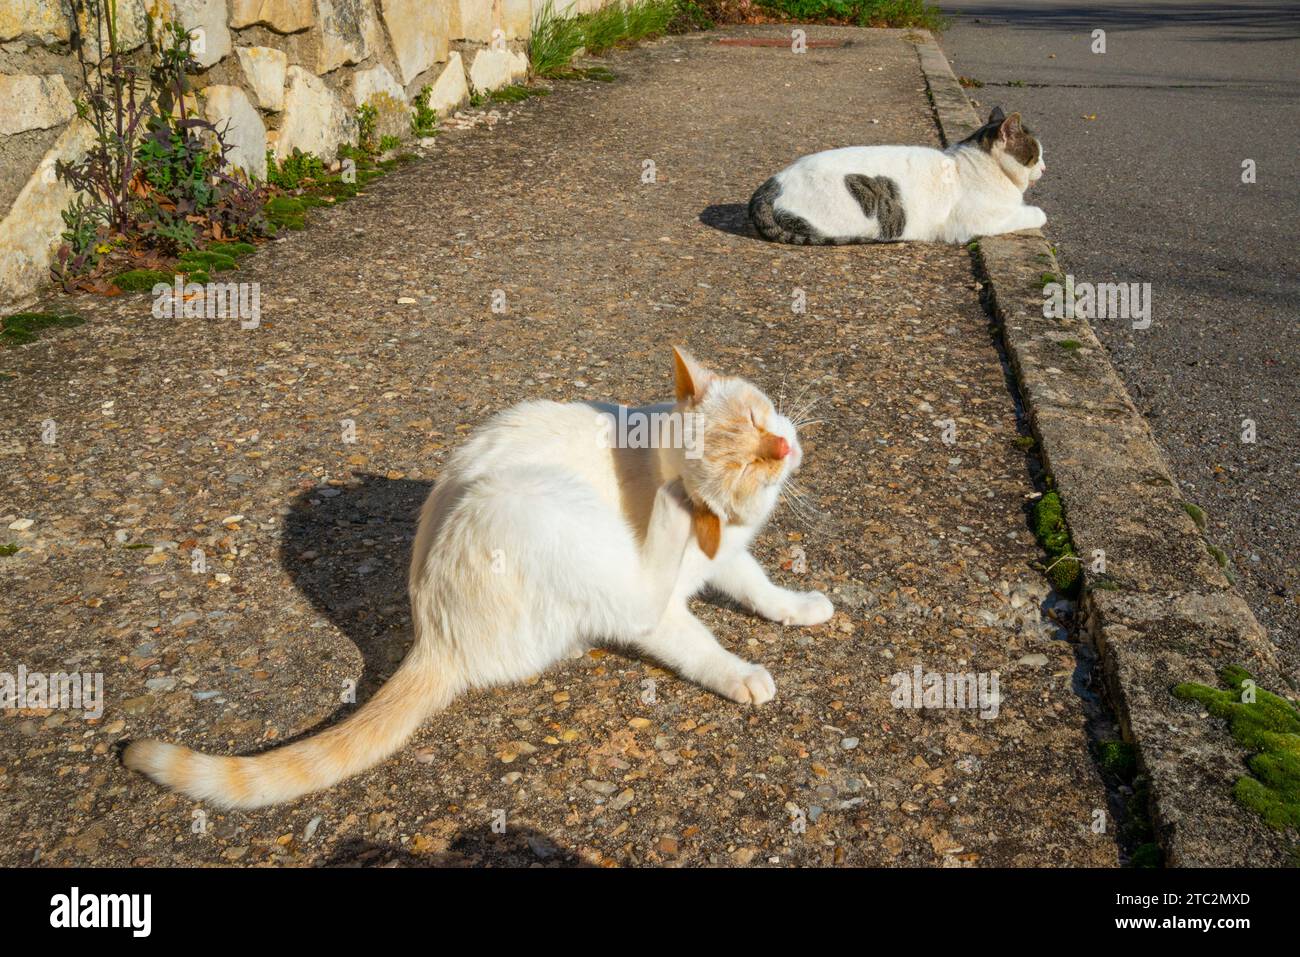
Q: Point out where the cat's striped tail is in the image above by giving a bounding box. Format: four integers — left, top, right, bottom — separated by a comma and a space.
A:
748, 176, 830, 246
123, 646, 448, 809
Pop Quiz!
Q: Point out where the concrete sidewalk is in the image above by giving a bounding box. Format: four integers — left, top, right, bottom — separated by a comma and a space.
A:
0, 26, 1118, 867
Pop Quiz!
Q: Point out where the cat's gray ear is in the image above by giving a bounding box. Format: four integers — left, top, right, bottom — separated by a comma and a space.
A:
988, 107, 1006, 125
672, 346, 715, 403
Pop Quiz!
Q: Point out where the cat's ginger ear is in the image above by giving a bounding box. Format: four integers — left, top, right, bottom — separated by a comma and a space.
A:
998, 112, 1023, 140
672, 346, 715, 403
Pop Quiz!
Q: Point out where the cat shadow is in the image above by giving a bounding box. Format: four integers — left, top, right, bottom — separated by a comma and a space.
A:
698, 203, 756, 239
318, 826, 592, 868
280, 472, 431, 715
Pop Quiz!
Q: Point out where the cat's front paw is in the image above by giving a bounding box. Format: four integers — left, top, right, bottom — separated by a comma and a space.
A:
767, 589, 835, 627
1025, 206, 1047, 228
719, 662, 776, 706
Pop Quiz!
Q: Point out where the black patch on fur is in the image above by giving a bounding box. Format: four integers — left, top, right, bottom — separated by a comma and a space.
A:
748, 176, 830, 245
844, 174, 906, 240
961, 106, 1040, 168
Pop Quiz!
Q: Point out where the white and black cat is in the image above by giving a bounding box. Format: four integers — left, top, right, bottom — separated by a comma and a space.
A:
749, 107, 1047, 245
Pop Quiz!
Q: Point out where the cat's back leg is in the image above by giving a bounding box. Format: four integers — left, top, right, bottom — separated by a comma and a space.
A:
415, 464, 672, 685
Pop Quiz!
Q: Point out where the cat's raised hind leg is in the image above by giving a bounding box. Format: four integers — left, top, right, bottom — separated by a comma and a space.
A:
708, 551, 834, 626
637, 479, 695, 626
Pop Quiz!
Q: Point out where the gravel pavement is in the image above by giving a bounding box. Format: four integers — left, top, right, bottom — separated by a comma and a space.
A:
0, 27, 1119, 867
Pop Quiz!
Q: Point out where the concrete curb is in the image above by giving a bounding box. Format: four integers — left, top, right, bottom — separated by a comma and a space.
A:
912, 32, 1293, 866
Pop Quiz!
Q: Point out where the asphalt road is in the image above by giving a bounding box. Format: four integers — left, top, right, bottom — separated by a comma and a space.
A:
937, 1, 1300, 675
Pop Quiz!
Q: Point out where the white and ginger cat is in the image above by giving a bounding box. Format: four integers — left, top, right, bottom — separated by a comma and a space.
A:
125, 347, 833, 809
749, 107, 1047, 245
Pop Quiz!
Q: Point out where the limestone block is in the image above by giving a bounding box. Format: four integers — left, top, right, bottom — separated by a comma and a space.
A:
236, 45, 288, 111
502, 0, 531, 40
467, 47, 528, 94
0, 0, 71, 43
0, 119, 96, 312
0, 74, 75, 135
379, 0, 450, 84
316, 0, 383, 74
203, 85, 267, 180
228, 0, 315, 33
353, 63, 405, 106
426, 50, 468, 114
171, 0, 232, 68
275, 65, 355, 161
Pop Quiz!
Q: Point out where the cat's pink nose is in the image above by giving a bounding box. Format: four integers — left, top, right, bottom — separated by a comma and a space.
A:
762, 435, 791, 460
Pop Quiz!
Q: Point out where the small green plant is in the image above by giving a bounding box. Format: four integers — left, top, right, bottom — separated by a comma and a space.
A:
379, 134, 401, 153
1174, 667, 1300, 829
266, 148, 325, 190
490, 84, 550, 103
355, 102, 379, 154
410, 86, 438, 137
1031, 490, 1080, 594
1058, 339, 1082, 351
1097, 740, 1138, 779
669, 0, 715, 31
0, 544, 20, 556
53, 4, 268, 287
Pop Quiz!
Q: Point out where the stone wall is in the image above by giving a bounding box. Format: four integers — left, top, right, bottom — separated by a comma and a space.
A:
0, 0, 593, 311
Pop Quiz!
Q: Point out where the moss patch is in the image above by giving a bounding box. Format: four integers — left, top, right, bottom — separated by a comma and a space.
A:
265, 196, 307, 230
2, 310, 86, 346
1031, 490, 1079, 594
210, 241, 256, 258
177, 250, 237, 274
0, 543, 21, 556
1174, 667, 1300, 829
112, 269, 172, 292
1181, 501, 1207, 530
1098, 740, 1138, 779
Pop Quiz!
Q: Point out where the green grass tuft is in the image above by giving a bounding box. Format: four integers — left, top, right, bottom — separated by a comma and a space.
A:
530, 0, 680, 77
529, 0, 586, 77
754, 0, 948, 30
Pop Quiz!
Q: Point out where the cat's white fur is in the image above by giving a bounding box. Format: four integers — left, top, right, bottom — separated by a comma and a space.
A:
763, 113, 1046, 244
125, 348, 832, 809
